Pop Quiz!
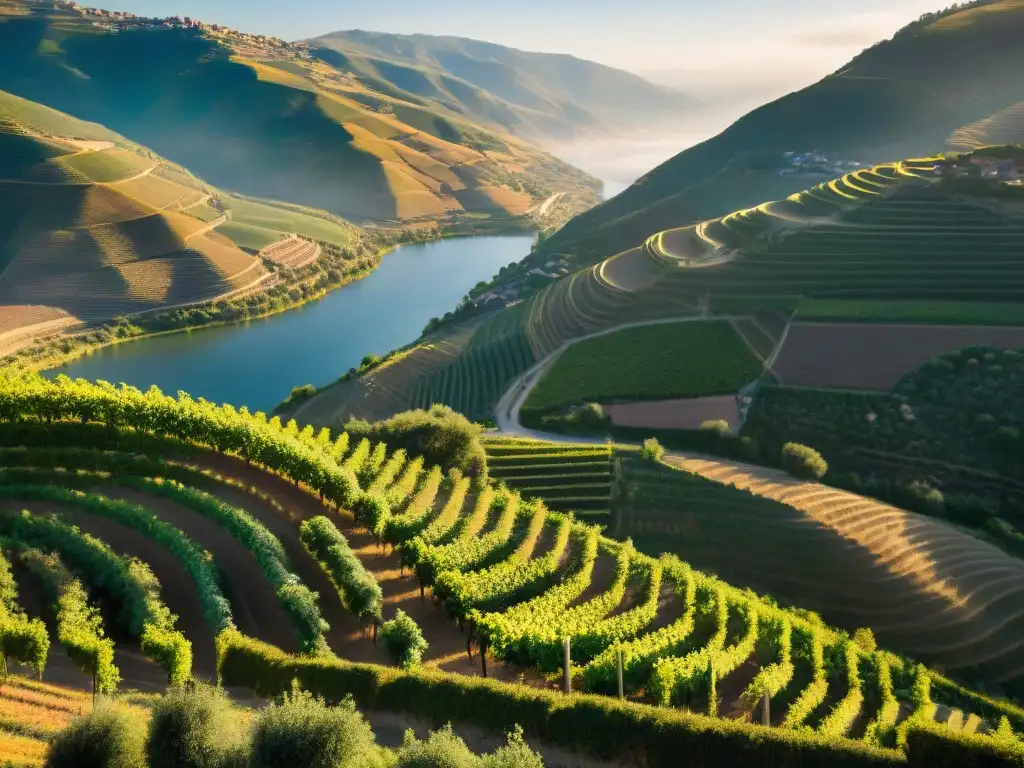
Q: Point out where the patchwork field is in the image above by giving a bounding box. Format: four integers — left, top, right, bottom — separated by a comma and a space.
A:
524, 321, 764, 411
606, 395, 741, 432
259, 234, 323, 269
484, 436, 612, 517
621, 454, 1024, 683
772, 322, 1024, 390
3, 375, 1023, 765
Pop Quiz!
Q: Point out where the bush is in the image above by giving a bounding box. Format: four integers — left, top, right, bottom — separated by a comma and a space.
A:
700, 420, 731, 435
379, 610, 428, 670
480, 727, 544, 768
781, 443, 828, 480
396, 725, 478, 768
45, 700, 147, 768
146, 683, 249, 768
250, 684, 383, 768
852, 627, 877, 654
345, 406, 487, 481
640, 438, 665, 463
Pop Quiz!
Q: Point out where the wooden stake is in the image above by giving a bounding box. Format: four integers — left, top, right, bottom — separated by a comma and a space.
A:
761, 690, 770, 725
617, 649, 624, 700
563, 637, 571, 694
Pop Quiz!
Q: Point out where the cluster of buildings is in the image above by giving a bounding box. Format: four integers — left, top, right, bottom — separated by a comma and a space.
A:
50, 1, 309, 57
941, 155, 1023, 184
778, 151, 862, 177
471, 258, 571, 308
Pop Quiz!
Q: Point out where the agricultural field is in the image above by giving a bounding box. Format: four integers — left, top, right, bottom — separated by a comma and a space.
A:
484, 436, 612, 517
771, 323, 1024, 390
1, 376, 1022, 766
795, 299, 1024, 326
747, 344, 1024, 511
617, 454, 1024, 685
606, 395, 741, 432
219, 195, 354, 249
524, 321, 764, 412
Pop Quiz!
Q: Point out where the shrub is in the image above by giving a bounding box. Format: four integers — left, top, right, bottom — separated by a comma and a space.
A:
852, 627, 878, 654
781, 443, 828, 480
146, 683, 249, 768
250, 684, 383, 768
640, 438, 665, 462
380, 610, 428, 670
578, 403, 607, 429
345, 406, 487, 481
700, 420, 731, 435
45, 700, 147, 768
395, 725, 478, 768
480, 727, 544, 768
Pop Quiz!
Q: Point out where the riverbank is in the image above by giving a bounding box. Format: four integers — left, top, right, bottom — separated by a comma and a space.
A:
44, 234, 538, 411
3, 217, 538, 376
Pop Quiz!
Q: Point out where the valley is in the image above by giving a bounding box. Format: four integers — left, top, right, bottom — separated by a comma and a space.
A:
4, 0, 1024, 767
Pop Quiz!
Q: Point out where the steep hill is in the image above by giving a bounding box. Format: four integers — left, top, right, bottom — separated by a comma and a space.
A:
306, 30, 701, 143
0, 88, 368, 355
290, 150, 1024, 424
538, 0, 1024, 264
0, 1, 598, 222
2, 375, 1024, 768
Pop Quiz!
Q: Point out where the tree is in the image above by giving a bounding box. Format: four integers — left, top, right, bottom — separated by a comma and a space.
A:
781, 443, 828, 480
640, 438, 665, 463
380, 610, 428, 670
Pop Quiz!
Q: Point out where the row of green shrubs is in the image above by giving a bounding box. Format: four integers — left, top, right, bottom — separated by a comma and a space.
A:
48, 680, 546, 768
0, 510, 191, 685
0, 546, 48, 680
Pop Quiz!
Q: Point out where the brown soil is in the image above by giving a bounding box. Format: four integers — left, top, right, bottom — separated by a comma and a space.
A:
93, 487, 298, 655
773, 322, 1024, 390
2, 503, 183, 691
567, 549, 617, 608
607, 396, 741, 431
716, 659, 762, 721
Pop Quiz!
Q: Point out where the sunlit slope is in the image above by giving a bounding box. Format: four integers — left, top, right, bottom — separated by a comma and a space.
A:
0, 1, 596, 221
0, 93, 270, 344
305, 153, 1024, 422
308, 30, 702, 142
540, 0, 1024, 264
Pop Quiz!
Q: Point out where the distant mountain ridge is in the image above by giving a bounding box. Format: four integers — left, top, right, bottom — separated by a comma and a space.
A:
0, 0, 598, 222
538, 0, 1024, 264
306, 30, 702, 142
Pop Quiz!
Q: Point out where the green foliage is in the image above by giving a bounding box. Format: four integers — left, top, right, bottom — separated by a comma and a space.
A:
218, 630, 903, 768
524, 321, 764, 410
818, 641, 864, 739
44, 700, 147, 768
782, 627, 828, 729
739, 615, 794, 714
384, 466, 444, 544
250, 684, 383, 768
379, 610, 428, 670
479, 727, 544, 768
781, 443, 828, 480
640, 438, 665, 462
59, 581, 120, 695
345, 406, 488, 482
853, 627, 878, 654
300, 516, 383, 623
0, 612, 49, 681
126, 476, 326, 652
395, 725, 478, 768
146, 683, 250, 768
0, 375, 361, 509
0, 483, 232, 635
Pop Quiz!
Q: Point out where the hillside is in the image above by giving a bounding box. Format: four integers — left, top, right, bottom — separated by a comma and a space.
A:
0, 1, 598, 223
289, 150, 1024, 424
0, 90, 286, 356
538, 0, 1024, 265
1, 376, 1023, 768
307, 30, 702, 143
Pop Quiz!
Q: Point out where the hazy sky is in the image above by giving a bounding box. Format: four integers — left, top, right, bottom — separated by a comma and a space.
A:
105, 0, 952, 75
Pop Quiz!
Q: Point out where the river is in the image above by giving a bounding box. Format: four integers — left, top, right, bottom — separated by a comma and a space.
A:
49, 234, 535, 412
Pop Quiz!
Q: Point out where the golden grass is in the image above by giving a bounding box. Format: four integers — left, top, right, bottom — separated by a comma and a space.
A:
116, 172, 204, 210
0, 731, 46, 766
929, 0, 1023, 30
230, 56, 315, 92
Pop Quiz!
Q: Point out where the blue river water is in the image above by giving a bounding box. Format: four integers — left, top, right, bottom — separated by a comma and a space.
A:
49, 234, 535, 412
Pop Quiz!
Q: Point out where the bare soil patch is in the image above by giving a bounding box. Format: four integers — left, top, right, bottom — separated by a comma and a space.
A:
773, 322, 1024, 390
607, 395, 740, 431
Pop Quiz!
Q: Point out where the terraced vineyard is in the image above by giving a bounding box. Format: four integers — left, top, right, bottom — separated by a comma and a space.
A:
523, 320, 764, 412
1, 375, 1024, 767
484, 436, 612, 518
619, 453, 1024, 686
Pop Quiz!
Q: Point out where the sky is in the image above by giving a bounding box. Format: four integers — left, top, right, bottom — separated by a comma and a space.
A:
105, 0, 954, 76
